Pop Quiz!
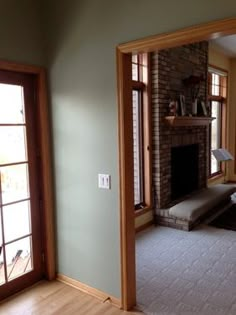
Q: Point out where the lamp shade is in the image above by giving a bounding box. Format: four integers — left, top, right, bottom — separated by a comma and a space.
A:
212, 148, 234, 162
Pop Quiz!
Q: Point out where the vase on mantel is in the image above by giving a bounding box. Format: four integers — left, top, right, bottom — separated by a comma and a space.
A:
192, 99, 198, 116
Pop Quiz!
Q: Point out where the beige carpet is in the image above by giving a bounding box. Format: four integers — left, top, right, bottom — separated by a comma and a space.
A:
136, 225, 236, 315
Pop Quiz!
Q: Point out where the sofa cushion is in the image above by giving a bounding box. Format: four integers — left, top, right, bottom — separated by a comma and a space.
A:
169, 184, 236, 222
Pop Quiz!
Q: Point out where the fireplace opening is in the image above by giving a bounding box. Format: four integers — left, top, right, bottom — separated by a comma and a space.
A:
171, 144, 199, 201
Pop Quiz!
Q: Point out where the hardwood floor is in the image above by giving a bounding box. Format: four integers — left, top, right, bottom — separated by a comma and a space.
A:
0, 281, 143, 315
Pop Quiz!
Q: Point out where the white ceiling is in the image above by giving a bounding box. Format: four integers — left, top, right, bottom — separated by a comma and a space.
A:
210, 34, 236, 57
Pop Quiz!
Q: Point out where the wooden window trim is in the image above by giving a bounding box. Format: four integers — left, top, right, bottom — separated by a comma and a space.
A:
208, 95, 225, 102
132, 80, 145, 90
117, 18, 236, 311
134, 206, 152, 218
0, 60, 55, 281
141, 53, 152, 210
208, 171, 225, 184
208, 67, 228, 178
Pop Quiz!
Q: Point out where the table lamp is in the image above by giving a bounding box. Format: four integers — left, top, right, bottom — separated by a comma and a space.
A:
212, 148, 234, 183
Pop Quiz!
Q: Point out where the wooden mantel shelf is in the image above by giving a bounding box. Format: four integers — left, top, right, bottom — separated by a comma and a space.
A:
165, 116, 215, 126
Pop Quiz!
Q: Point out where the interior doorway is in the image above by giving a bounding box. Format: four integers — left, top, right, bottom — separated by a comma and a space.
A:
117, 18, 236, 311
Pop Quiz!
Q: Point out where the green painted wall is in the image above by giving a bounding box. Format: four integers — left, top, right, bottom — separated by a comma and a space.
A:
0, 0, 45, 65
44, 0, 236, 298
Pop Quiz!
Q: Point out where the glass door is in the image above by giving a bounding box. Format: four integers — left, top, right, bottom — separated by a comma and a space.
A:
0, 70, 43, 300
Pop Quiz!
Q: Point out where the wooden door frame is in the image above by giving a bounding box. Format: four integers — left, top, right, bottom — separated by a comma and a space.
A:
117, 17, 236, 311
0, 60, 55, 281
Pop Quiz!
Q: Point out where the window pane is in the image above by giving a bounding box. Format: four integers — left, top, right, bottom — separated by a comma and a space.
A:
132, 90, 143, 206
1, 164, 29, 204
211, 101, 221, 174
132, 54, 138, 63
212, 73, 220, 96
132, 63, 138, 81
3, 201, 31, 243
0, 126, 27, 164
0, 84, 25, 124
6, 236, 32, 281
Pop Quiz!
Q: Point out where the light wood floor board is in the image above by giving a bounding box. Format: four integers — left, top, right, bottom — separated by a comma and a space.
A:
0, 281, 143, 315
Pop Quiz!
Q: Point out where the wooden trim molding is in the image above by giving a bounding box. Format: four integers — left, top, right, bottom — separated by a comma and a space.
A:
0, 60, 56, 280
118, 18, 236, 54
142, 53, 152, 209
135, 220, 154, 233
135, 206, 152, 218
0, 60, 43, 74
57, 274, 121, 309
208, 65, 228, 179
117, 17, 236, 311
208, 172, 224, 185
117, 49, 136, 311
37, 70, 56, 280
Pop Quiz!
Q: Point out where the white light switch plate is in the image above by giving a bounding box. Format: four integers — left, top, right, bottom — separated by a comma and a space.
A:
98, 174, 111, 189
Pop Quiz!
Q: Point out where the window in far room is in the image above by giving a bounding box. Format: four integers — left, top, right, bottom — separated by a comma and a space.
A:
208, 67, 227, 177
132, 53, 151, 211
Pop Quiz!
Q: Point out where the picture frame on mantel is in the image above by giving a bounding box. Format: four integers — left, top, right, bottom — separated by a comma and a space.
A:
169, 99, 178, 116
201, 100, 208, 116
192, 98, 198, 116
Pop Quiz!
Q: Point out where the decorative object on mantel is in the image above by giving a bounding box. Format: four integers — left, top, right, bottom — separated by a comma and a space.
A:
200, 99, 208, 116
168, 97, 209, 118
169, 99, 178, 116
179, 94, 186, 116
165, 116, 215, 127
194, 95, 208, 116
169, 97, 183, 117
192, 98, 198, 116
168, 74, 209, 117
191, 97, 209, 116
168, 96, 187, 117
182, 74, 209, 117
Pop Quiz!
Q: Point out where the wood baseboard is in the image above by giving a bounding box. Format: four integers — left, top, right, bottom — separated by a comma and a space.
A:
57, 274, 121, 309
135, 220, 154, 233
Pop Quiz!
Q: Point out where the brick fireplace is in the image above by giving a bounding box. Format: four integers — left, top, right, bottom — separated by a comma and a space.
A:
151, 42, 209, 227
